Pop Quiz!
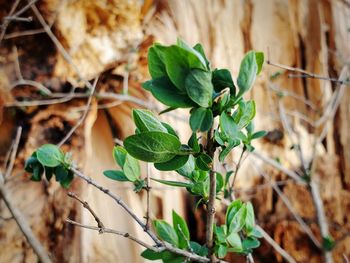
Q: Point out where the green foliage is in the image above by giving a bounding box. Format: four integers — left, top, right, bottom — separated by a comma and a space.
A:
25, 39, 265, 262
24, 144, 73, 188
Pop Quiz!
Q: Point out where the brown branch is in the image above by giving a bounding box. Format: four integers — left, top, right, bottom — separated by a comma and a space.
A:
4, 127, 22, 180
145, 163, 151, 229
0, 0, 21, 46
67, 192, 104, 231
205, 127, 216, 262
57, 77, 98, 147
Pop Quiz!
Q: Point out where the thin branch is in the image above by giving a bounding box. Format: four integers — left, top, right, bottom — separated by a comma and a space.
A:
4, 16, 33, 22
251, 162, 322, 248
67, 192, 104, 231
66, 219, 158, 251
255, 225, 297, 263
205, 127, 216, 262
57, 77, 98, 147
70, 166, 161, 246
231, 148, 246, 190
4, 127, 22, 180
145, 163, 151, 229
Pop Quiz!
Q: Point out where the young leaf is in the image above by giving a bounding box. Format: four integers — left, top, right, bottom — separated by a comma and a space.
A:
190, 108, 213, 132
177, 38, 207, 69
55, 165, 73, 188
220, 112, 239, 140
154, 155, 189, 171
226, 232, 243, 252
172, 210, 190, 249
226, 200, 243, 228
196, 153, 213, 171
154, 220, 179, 246
122, 154, 140, 182
188, 133, 200, 153
148, 45, 167, 79
103, 170, 129, 181
142, 77, 195, 108
193, 43, 210, 69
113, 146, 127, 168
214, 225, 227, 244
248, 227, 263, 238
242, 237, 260, 251
216, 172, 224, 193
152, 178, 192, 188
251, 130, 267, 139
236, 51, 258, 99
124, 132, 181, 163
217, 244, 228, 259
212, 68, 235, 95
185, 69, 213, 107
176, 155, 195, 178
255, 52, 264, 75
36, 144, 64, 167
219, 139, 240, 162
236, 100, 256, 129
31, 165, 43, 181
245, 202, 255, 233
229, 204, 247, 233
162, 45, 207, 91
189, 241, 208, 257
133, 109, 167, 133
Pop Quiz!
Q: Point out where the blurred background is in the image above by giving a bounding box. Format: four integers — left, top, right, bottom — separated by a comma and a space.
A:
0, 0, 349, 262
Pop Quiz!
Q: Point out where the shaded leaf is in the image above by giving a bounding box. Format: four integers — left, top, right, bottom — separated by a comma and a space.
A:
103, 170, 129, 181
190, 108, 213, 132
154, 155, 189, 171
185, 69, 213, 107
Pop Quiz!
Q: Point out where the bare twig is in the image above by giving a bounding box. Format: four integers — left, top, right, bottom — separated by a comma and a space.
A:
145, 163, 151, 229
255, 225, 297, 263
66, 219, 158, 251
231, 148, 246, 190
67, 192, 104, 231
4, 127, 22, 180
57, 77, 98, 147
4, 16, 33, 22
70, 166, 161, 245
0, 0, 21, 45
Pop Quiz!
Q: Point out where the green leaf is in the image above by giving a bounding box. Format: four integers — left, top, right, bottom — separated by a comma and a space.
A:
154, 220, 179, 246
251, 130, 267, 139
176, 155, 195, 178
188, 133, 200, 153
122, 154, 140, 182
154, 155, 189, 171
214, 225, 227, 244
142, 77, 195, 108
216, 172, 224, 193
212, 69, 235, 95
214, 130, 225, 146
141, 249, 163, 260
189, 241, 208, 256
248, 227, 263, 238
190, 108, 213, 132
237, 51, 258, 99
161, 122, 179, 138
185, 69, 213, 107
45, 167, 54, 181
220, 112, 239, 140
226, 232, 243, 252
172, 210, 190, 249
133, 109, 167, 133
177, 38, 207, 69
148, 45, 167, 79
219, 139, 240, 162
25, 155, 40, 173
55, 165, 73, 188
235, 100, 256, 129
242, 237, 260, 251
229, 204, 247, 233
30, 165, 43, 181
226, 200, 243, 228
152, 178, 192, 188
36, 144, 64, 167
196, 153, 213, 171
255, 52, 264, 75
133, 179, 146, 193
323, 235, 335, 251
193, 43, 210, 69
162, 45, 207, 91
113, 146, 127, 168
217, 244, 228, 259
245, 202, 255, 233
103, 170, 129, 181
124, 131, 181, 163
